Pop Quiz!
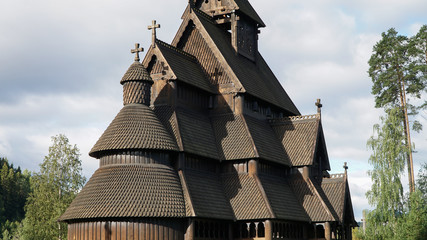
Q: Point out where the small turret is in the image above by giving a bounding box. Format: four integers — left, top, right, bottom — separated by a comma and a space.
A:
121, 43, 154, 106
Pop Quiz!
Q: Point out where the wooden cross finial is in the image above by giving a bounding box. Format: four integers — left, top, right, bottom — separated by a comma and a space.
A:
148, 20, 161, 47
131, 43, 144, 62
315, 99, 323, 114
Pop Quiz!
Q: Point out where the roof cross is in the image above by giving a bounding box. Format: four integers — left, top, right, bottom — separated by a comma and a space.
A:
315, 99, 322, 114
148, 20, 161, 47
131, 43, 144, 62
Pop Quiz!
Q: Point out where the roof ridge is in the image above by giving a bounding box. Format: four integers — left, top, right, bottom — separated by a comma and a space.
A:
329, 173, 346, 179
270, 113, 320, 124
155, 39, 197, 61
191, 5, 216, 24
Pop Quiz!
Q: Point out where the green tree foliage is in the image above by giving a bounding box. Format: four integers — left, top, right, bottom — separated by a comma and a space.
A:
369, 26, 427, 114
22, 134, 86, 240
0, 157, 31, 239
362, 25, 427, 240
364, 108, 407, 239
368, 25, 427, 193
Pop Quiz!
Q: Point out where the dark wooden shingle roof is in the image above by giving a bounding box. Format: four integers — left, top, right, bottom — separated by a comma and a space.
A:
258, 174, 310, 222
183, 170, 234, 220
59, 164, 186, 221
89, 104, 179, 158
120, 61, 153, 84
321, 175, 347, 223
211, 114, 257, 160
270, 115, 320, 166
154, 40, 216, 93
234, 0, 266, 27
222, 173, 271, 220
192, 11, 299, 115
289, 173, 337, 222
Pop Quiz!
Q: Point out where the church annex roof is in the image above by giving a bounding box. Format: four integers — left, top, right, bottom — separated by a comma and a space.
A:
258, 173, 310, 222
59, 164, 186, 221
182, 170, 235, 220
145, 39, 216, 94
222, 172, 271, 220
289, 173, 338, 223
322, 174, 356, 225
270, 114, 325, 167
89, 104, 179, 158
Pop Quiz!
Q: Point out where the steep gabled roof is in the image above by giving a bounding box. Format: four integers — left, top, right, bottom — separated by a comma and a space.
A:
211, 113, 291, 166
258, 173, 311, 222
143, 40, 216, 93
222, 172, 271, 220
322, 174, 356, 225
154, 106, 220, 160
289, 173, 338, 223
270, 114, 330, 167
211, 114, 257, 160
182, 169, 235, 220
234, 0, 265, 27
172, 9, 300, 115
244, 115, 290, 165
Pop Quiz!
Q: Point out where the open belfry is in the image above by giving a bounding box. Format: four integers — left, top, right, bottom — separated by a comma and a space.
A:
60, 0, 356, 239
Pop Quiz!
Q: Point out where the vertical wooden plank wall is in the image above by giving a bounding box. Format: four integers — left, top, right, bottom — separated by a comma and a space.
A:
68, 220, 184, 240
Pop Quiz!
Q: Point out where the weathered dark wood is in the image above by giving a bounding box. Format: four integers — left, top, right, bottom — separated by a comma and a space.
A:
68, 220, 184, 240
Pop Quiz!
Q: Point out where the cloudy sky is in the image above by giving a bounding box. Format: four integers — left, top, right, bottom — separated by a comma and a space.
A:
1, 0, 426, 221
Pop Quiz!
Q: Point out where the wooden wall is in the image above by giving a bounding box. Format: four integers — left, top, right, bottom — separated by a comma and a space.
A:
68, 219, 184, 240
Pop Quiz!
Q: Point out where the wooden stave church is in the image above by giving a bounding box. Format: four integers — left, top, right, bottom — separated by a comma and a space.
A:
59, 1, 357, 240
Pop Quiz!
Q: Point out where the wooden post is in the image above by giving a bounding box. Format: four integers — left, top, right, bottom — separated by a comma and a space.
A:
265, 220, 272, 240
248, 160, 258, 177
185, 219, 194, 240
324, 222, 331, 240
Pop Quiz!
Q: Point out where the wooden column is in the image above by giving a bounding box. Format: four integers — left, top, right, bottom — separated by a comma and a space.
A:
185, 219, 194, 240
228, 223, 233, 240
324, 222, 331, 240
248, 160, 258, 177
265, 220, 272, 240
302, 224, 308, 240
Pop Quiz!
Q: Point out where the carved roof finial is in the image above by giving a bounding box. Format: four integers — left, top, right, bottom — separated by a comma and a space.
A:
130, 43, 144, 62
148, 20, 161, 47
315, 99, 323, 114
344, 162, 348, 174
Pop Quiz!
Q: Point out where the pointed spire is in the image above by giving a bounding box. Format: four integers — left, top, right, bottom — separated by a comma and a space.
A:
148, 20, 161, 48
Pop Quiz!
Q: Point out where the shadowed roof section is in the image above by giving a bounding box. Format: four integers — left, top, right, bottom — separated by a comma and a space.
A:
89, 104, 179, 158
321, 174, 356, 225
183, 170, 235, 220
234, 0, 265, 27
270, 115, 321, 167
258, 174, 310, 222
222, 173, 271, 220
211, 114, 257, 161
59, 164, 186, 221
155, 40, 216, 93
289, 173, 337, 222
